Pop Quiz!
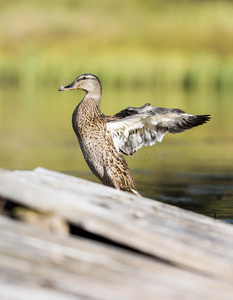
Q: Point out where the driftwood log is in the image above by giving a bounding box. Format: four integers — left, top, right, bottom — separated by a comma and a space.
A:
0, 167, 233, 300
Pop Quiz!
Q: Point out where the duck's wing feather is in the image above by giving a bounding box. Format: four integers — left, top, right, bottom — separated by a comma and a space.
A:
106, 103, 210, 156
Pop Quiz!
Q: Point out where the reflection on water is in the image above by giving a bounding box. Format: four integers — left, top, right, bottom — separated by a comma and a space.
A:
0, 86, 233, 222
136, 172, 233, 222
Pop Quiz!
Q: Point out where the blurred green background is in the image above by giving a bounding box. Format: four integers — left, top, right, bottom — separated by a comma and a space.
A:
1, 0, 233, 88
0, 0, 233, 220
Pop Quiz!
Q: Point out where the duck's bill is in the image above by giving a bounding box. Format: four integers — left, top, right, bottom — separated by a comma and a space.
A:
59, 81, 76, 91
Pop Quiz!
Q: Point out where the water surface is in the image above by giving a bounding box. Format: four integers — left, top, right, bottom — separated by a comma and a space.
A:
0, 86, 232, 222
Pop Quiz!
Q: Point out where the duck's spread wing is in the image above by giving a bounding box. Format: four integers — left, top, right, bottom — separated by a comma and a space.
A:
106, 103, 210, 156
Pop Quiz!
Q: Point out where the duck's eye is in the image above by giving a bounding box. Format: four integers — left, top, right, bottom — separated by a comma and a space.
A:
82, 76, 87, 80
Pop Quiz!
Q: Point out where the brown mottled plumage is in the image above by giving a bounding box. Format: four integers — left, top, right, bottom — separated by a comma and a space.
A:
59, 73, 210, 196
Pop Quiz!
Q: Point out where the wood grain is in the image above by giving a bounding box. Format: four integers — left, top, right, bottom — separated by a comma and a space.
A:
0, 167, 233, 299
1, 215, 233, 300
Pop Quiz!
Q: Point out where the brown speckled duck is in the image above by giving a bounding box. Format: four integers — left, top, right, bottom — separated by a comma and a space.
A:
59, 73, 210, 196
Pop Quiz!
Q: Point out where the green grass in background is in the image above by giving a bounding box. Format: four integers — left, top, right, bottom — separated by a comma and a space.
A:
1, 0, 233, 88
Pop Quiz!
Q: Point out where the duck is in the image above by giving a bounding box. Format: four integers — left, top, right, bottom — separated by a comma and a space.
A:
59, 73, 210, 196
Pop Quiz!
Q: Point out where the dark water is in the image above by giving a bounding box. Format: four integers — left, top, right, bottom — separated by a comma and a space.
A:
137, 172, 233, 222
0, 86, 233, 222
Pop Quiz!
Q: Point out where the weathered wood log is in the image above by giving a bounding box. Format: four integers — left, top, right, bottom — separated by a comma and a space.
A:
1, 215, 233, 300
0, 167, 233, 299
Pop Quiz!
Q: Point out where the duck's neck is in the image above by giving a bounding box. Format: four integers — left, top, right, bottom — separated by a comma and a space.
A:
85, 92, 101, 107
84, 84, 102, 106
79, 90, 102, 117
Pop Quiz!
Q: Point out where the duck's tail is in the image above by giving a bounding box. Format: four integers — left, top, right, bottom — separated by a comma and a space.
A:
131, 188, 142, 197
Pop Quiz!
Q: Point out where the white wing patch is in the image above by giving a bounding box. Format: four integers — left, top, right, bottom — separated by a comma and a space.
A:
107, 103, 210, 156
107, 114, 188, 156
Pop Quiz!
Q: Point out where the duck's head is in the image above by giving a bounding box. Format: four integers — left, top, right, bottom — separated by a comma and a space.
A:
59, 73, 102, 94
